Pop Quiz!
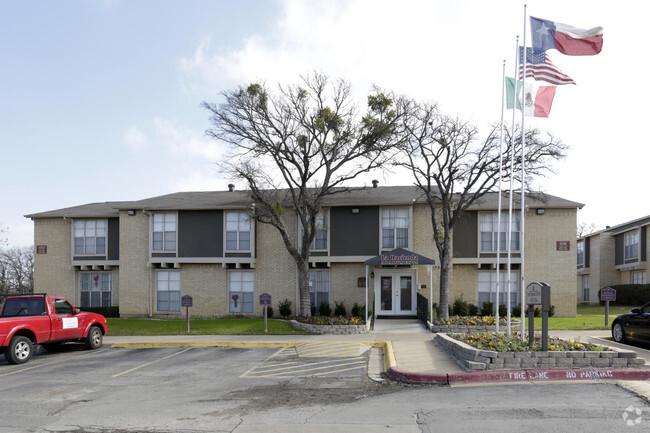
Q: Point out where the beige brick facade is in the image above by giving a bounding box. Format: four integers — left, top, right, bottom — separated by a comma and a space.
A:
29, 188, 583, 319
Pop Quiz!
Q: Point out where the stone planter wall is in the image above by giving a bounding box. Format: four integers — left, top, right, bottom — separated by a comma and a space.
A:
290, 320, 370, 334
435, 333, 646, 371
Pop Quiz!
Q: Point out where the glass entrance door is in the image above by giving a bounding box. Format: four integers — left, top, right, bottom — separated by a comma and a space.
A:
376, 272, 416, 316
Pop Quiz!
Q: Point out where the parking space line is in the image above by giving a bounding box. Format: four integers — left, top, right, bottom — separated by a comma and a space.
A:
244, 358, 367, 378
297, 342, 367, 358
111, 347, 193, 378
0, 348, 110, 377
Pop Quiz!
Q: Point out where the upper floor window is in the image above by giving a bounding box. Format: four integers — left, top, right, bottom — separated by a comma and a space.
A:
382, 208, 409, 250
153, 213, 176, 252
312, 210, 329, 251
577, 241, 585, 267
624, 230, 639, 261
74, 220, 106, 255
225, 211, 251, 251
480, 213, 520, 252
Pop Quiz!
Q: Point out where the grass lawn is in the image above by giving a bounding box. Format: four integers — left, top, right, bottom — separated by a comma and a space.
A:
107, 317, 311, 336
530, 304, 636, 331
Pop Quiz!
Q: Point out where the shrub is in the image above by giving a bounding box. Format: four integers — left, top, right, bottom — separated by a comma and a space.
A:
452, 295, 469, 316
549, 305, 555, 317
311, 304, 317, 316
266, 306, 274, 318
481, 301, 494, 316
599, 284, 650, 305
80, 306, 119, 318
468, 303, 479, 316
498, 304, 507, 318
512, 304, 522, 317
334, 300, 347, 316
278, 299, 292, 317
351, 302, 364, 318
318, 302, 332, 317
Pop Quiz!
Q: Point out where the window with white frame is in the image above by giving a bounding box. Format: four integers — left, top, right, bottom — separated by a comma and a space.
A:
480, 213, 520, 252
157, 270, 181, 312
624, 230, 639, 261
80, 272, 112, 307
477, 270, 518, 310
632, 271, 647, 284
309, 270, 330, 307
74, 220, 106, 255
225, 211, 251, 251
382, 208, 409, 249
577, 240, 585, 267
582, 275, 590, 302
312, 210, 328, 250
153, 213, 177, 252
229, 271, 255, 314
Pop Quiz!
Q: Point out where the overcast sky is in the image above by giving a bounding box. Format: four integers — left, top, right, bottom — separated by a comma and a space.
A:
1, 0, 647, 247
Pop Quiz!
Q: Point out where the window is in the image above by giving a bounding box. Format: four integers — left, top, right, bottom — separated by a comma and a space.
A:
80, 272, 112, 307
382, 208, 409, 249
577, 241, 585, 267
74, 220, 106, 255
309, 270, 330, 307
624, 231, 639, 261
632, 271, 647, 284
312, 210, 328, 250
229, 271, 255, 314
53, 299, 75, 315
480, 213, 520, 252
477, 270, 518, 310
157, 270, 181, 312
153, 213, 177, 252
225, 212, 251, 251
582, 275, 590, 302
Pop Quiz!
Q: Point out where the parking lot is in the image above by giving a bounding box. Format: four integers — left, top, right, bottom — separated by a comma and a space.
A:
0, 343, 381, 432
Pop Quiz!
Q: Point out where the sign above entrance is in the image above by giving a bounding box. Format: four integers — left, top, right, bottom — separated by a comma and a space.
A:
364, 248, 435, 266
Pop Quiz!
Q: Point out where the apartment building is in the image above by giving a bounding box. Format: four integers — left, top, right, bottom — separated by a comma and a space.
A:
26, 185, 583, 318
577, 216, 649, 304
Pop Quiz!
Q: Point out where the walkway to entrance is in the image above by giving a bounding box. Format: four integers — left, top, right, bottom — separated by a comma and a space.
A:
372, 318, 430, 334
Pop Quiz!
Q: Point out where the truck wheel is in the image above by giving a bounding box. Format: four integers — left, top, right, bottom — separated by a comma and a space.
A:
85, 325, 103, 349
4, 336, 33, 364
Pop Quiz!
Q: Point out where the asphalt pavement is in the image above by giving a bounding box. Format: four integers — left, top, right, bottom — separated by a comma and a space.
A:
103, 318, 650, 397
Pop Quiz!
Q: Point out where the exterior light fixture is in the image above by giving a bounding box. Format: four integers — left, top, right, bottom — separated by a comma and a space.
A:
536, 208, 545, 215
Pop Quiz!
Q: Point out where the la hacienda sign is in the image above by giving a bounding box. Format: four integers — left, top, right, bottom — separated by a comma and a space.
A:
380, 254, 420, 266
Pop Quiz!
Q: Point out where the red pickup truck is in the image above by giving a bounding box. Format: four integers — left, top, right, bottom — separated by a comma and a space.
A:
0, 294, 108, 364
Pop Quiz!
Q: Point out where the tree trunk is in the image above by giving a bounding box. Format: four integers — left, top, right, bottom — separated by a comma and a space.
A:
297, 261, 311, 317
438, 239, 452, 321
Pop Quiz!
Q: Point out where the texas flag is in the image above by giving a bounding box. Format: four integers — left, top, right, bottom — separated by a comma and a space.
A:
530, 16, 603, 56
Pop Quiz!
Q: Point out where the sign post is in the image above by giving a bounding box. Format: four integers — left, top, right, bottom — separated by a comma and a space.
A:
181, 295, 193, 333
259, 293, 272, 333
526, 282, 551, 351
600, 287, 616, 327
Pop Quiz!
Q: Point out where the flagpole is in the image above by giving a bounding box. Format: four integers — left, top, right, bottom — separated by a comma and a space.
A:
507, 36, 519, 338
520, 4, 528, 340
495, 60, 506, 335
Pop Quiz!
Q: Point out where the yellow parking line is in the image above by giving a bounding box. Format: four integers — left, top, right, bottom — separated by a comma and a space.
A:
111, 347, 192, 378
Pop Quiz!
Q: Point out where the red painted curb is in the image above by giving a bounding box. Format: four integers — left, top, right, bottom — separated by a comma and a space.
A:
386, 367, 650, 385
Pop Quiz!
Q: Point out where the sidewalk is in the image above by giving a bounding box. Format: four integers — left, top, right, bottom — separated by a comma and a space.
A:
104, 319, 650, 393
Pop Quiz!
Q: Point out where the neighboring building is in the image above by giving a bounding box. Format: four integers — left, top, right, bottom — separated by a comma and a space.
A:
25, 185, 582, 318
577, 216, 649, 304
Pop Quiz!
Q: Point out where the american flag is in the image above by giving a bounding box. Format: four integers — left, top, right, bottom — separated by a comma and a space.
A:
519, 47, 576, 86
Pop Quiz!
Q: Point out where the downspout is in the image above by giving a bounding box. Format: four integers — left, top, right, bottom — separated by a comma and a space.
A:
142, 208, 153, 317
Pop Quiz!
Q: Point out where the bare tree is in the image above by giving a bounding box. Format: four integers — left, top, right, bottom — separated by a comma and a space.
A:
0, 246, 34, 295
397, 101, 568, 320
203, 73, 408, 316
577, 222, 598, 238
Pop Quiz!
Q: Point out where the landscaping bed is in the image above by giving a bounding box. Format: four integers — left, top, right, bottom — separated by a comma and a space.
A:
290, 316, 369, 334
435, 332, 646, 371
428, 315, 518, 333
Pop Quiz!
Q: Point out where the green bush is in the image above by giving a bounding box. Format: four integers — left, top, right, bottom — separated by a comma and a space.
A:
549, 305, 555, 317
80, 306, 119, 318
468, 303, 479, 316
311, 304, 317, 316
266, 306, 274, 318
481, 301, 494, 316
334, 300, 346, 316
512, 304, 521, 317
318, 302, 332, 317
278, 299, 292, 317
452, 295, 469, 316
498, 304, 507, 317
351, 302, 364, 318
